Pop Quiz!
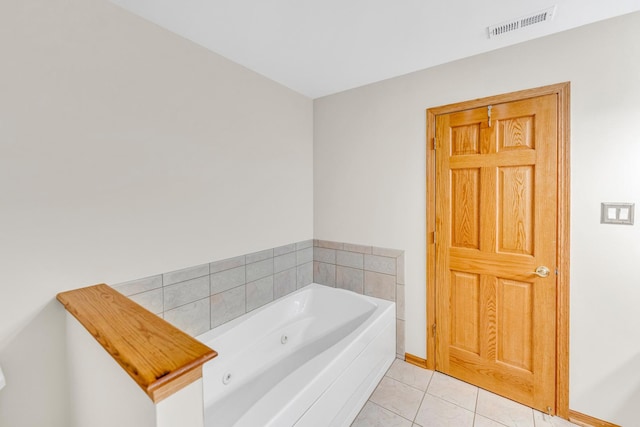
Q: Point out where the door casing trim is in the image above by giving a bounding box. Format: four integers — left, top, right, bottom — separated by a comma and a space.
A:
425, 82, 570, 418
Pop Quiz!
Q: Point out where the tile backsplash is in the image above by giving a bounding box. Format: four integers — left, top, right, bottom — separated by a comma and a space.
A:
113, 238, 405, 358
313, 240, 405, 358
113, 240, 314, 336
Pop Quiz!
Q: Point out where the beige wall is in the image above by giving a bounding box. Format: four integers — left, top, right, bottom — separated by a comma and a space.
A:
0, 0, 313, 425
314, 12, 640, 425
1, 0, 639, 425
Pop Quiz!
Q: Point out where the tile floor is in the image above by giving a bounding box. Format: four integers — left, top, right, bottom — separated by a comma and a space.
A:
351, 359, 579, 427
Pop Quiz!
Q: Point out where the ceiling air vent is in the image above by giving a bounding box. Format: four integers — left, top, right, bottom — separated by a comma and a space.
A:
488, 6, 556, 38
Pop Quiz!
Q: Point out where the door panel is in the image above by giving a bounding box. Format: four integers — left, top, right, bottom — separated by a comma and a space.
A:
435, 94, 558, 412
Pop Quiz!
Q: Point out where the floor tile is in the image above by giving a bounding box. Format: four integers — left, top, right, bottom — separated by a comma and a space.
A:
476, 389, 534, 427
533, 411, 580, 427
475, 414, 509, 426
386, 359, 434, 391
369, 376, 425, 420
354, 362, 578, 427
427, 372, 479, 411
351, 402, 413, 427
414, 394, 474, 427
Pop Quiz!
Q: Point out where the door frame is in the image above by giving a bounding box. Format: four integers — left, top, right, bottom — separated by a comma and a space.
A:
425, 82, 570, 418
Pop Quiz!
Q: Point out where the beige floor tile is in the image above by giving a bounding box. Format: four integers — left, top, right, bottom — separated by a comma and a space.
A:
532, 411, 580, 427
370, 376, 425, 420
414, 394, 474, 427
427, 372, 479, 411
476, 389, 534, 427
351, 402, 413, 427
475, 414, 509, 426
386, 359, 434, 391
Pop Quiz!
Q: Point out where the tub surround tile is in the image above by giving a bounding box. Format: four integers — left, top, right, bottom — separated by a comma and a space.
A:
164, 297, 210, 337
427, 372, 479, 412
274, 243, 296, 256
364, 271, 396, 301
210, 266, 246, 295
113, 275, 162, 296
246, 248, 273, 264
386, 358, 433, 392
352, 402, 412, 427
396, 284, 406, 321
397, 253, 405, 285
414, 394, 475, 427
246, 258, 273, 283
314, 247, 336, 264
336, 250, 364, 269
372, 246, 404, 258
296, 247, 313, 265
274, 252, 297, 273
246, 276, 274, 311
297, 262, 313, 288
163, 275, 210, 311
117, 240, 405, 356
313, 261, 336, 287
210, 255, 245, 274
396, 319, 405, 357
364, 254, 397, 275
128, 288, 163, 314
274, 268, 297, 299
370, 376, 424, 421
336, 265, 364, 294
295, 239, 313, 250
311, 241, 405, 362
343, 243, 373, 254
315, 240, 345, 250
211, 286, 246, 329
163, 263, 209, 286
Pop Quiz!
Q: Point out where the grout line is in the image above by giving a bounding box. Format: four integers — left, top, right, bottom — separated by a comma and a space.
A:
411, 379, 429, 425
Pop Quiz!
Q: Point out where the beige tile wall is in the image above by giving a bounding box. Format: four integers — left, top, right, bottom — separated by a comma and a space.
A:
112, 238, 404, 358
112, 240, 314, 336
313, 240, 405, 358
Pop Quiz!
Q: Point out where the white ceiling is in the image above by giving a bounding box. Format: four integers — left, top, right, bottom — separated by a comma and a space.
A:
110, 0, 640, 98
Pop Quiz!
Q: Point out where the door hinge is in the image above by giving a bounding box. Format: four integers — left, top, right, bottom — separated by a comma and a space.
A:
432, 323, 437, 337
433, 137, 437, 151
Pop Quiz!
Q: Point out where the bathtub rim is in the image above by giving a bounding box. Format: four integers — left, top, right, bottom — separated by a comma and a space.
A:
197, 283, 392, 346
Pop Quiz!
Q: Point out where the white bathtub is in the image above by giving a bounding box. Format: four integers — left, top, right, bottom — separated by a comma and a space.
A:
197, 283, 396, 427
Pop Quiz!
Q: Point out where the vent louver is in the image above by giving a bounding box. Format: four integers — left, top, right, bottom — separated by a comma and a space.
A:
488, 6, 556, 38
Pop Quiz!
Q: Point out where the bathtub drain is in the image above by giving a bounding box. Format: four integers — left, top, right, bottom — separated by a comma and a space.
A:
222, 372, 232, 385
281, 334, 288, 344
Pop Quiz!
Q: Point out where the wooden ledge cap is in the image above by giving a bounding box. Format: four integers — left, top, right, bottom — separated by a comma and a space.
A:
57, 284, 217, 403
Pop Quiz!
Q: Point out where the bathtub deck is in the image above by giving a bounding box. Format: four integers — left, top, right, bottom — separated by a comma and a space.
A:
351, 358, 579, 427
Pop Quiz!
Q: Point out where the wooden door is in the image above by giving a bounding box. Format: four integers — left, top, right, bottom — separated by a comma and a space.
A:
434, 94, 558, 413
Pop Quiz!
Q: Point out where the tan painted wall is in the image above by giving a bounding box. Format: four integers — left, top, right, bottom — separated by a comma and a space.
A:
314, 12, 640, 425
0, 1, 313, 425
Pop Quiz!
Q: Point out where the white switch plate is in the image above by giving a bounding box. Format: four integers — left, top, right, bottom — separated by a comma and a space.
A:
601, 203, 635, 225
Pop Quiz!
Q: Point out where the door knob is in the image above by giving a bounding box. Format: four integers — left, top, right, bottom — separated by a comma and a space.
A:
534, 266, 550, 278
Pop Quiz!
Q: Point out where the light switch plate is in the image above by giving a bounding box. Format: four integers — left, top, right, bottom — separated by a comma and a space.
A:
601, 203, 634, 225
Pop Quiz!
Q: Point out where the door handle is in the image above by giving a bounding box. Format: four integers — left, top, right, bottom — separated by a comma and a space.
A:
534, 266, 550, 278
